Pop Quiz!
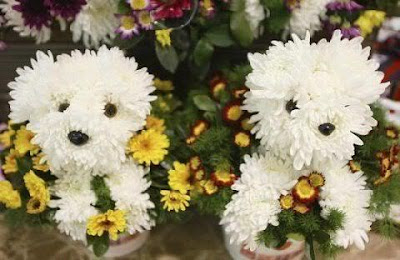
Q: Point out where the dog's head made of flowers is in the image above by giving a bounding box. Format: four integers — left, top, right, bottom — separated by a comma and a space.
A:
9, 46, 155, 174
244, 30, 388, 170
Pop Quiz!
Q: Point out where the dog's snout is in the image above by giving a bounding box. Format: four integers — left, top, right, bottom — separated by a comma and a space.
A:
318, 123, 335, 136
68, 131, 89, 146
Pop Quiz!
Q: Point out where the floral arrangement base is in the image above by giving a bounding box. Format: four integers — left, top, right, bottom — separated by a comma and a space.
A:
223, 229, 305, 260
102, 231, 149, 258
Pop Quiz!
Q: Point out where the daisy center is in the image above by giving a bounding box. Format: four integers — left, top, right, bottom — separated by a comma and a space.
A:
121, 16, 136, 30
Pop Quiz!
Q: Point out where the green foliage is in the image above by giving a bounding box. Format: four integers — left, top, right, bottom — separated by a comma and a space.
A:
192, 187, 233, 216
193, 38, 215, 66
87, 234, 110, 257
374, 218, 399, 239
204, 25, 235, 48
193, 95, 217, 112
155, 42, 179, 73
91, 176, 115, 213
230, 0, 254, 47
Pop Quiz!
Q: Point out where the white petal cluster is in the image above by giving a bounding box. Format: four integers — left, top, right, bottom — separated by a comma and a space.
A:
0, 0, 51, 43
49, 173, 98, 242
9, 46, 155, 174
105, 160, 155, 234
288, 0, 331, 37
220, 152, 298, 250
70, 0, 118, 48
244, 0, 265, 38
244, 31, 388, 170
312, 161, 373, 250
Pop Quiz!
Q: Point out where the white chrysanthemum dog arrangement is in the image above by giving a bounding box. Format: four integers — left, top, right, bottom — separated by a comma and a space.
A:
1, 46, 164, 256
221, 31, 389, 255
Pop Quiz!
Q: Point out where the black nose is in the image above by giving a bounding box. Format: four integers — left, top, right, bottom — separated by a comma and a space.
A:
68, 131, 89, 146
318, 123, 335, 136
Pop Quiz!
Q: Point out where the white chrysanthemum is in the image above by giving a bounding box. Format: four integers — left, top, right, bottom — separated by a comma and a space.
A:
70, 0, 118, 48
221, 152, 298, 250
244, 31, 388, 170
105, 160, 155, 234
288, 0, 331, 37
9, 46, 155, 174
0, 0, 51, 43
49, 173, 98, 242
244, 0, 265, 38
304, 160, 373, 250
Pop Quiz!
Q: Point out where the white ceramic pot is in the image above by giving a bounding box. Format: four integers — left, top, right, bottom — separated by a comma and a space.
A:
223, 229, 305, 260
103, 231, 149, 258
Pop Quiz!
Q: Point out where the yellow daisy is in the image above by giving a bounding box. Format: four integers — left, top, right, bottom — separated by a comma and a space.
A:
23, 171, 50, 214
146, 116, 166, 133
0, 180, 21, 209
87, 210, 126, 240
14, 126, 39, 156
0, 121, 15, 148
128, 129, 170, 166
32, 153, 50, 172
2, 149, 20, 174
355, 10, 386, 37
168, 161, 191, 194
154, 78, 174, 92
160, 190, 190, 212
156, 29, 172, 47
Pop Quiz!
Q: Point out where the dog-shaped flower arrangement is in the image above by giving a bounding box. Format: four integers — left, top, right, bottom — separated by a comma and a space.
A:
0, 46, 170, 256
221, 31, 393, 258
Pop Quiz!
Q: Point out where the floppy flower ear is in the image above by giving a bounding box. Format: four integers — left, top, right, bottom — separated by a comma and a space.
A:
9, 50, 56, 123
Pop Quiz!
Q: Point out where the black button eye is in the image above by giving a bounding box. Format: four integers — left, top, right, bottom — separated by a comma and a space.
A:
318, 123, 335, 136
58, 103, 70, 112
104, 103, 117, 118
286, 100, 298, 113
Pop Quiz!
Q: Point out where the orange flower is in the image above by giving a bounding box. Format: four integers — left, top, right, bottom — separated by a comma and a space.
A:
189, 156, 202, 171
222, 100, 243, 123
209, 74, 227, 99
385, 126, 399, 139
232, 86, 248, 99
280, 195, 294, 210
191, 120, 209, 137
201, 180, 218, 195
348, 160, 361, 173
211, 169, 236, 187
308, 172, 325, 188
292, 177, 319, 204
240, 117, 254, 131
293, 203, 310, 214
186, 135, 197, 145
234, 131, 251, 148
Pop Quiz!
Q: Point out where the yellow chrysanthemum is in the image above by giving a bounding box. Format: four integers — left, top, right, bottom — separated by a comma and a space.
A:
0, 121, 15, 148
160, 190, 190, 212
156, 29, 172, 47
32, 153, 50, 172
154, 78, 174, 91
168, 161, 191, 194
14, 126, 39, 156
355, 10, 386, 37
87, 210, 126, 240
146, 116, 166, 133
128, 129, 170, 166
2, 149, 20, 174
0, 181, 21, 209
23, 171, 50, 214
234, 131, 251, 148
130, 0, 147, 10
26, 197, 47, 214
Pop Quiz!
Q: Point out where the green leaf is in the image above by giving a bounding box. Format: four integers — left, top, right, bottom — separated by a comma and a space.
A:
117, 0, 131, 15
205, 25, 235, 47
91, 176, 115, 212
193, 38, 214, 66
230, 11, 254, 47
266, 4, 291, 34
16, 157, 32, 175
287, 233, 305, 241
155, 42, 179, 73
92, 234, 110, 257
193, 95, 217, 112
230, 0, 245, 11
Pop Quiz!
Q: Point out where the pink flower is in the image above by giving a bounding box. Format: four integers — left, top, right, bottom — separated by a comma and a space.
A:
152, 0, 191, 20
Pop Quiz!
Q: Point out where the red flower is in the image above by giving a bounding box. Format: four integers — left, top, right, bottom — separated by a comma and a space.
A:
153, 0, 191, 20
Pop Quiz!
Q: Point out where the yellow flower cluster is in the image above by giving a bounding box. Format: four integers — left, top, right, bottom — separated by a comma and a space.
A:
155, 29, 172, 47
128, 129, 170, 166
160, 190, 190, 212
24, 171, 50, 214
0, 181, 21, 209
0, 122, 15, 148
14, 126, 40, 156
154, 78, 174, 92
87, 210, 127, 240
355, 10, 386, 37
146, 116, 166, 133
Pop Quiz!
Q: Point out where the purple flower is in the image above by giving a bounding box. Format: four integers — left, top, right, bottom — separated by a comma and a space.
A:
326, 1, 363, 11
44, 0, 87, 19
340, 26, 361, 38
12, 0, 52, 30
115, 15, 140, 39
